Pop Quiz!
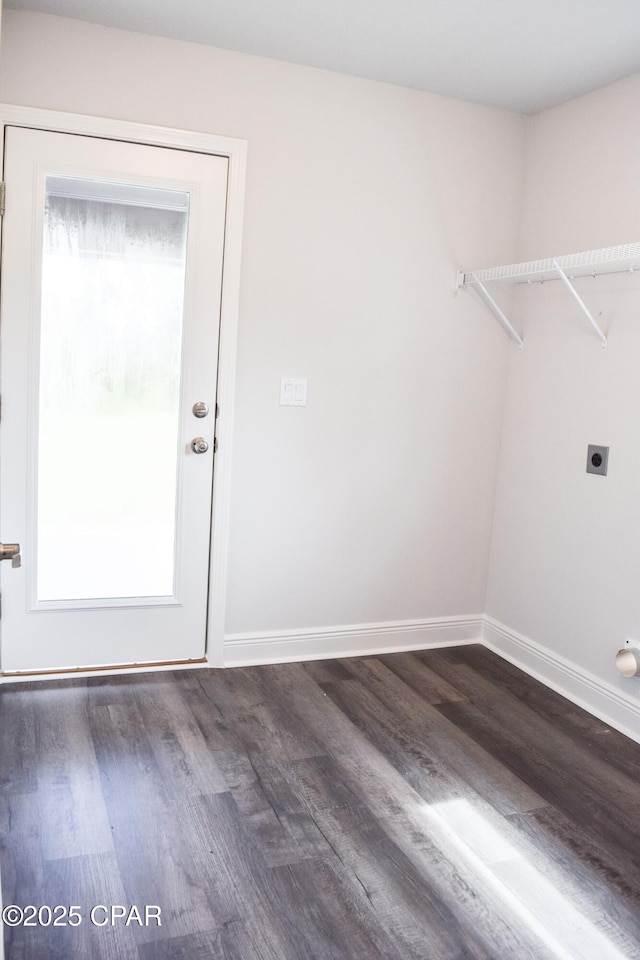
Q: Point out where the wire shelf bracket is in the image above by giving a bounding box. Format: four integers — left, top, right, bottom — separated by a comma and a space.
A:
469, 273, 524, 351
455, 242, 640, 350
552, 260, 607, 349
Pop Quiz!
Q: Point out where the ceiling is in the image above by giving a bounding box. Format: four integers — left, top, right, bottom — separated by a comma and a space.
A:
5, 0, 640, 114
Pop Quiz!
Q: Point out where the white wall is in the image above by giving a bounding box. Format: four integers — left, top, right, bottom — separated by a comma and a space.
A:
4, 10, 639, 727
486, 74, 640, 715
0, 11, 524, 642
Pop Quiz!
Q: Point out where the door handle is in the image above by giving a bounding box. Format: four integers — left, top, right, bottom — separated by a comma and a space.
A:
0, 543, 21, 567
191, 437, 209, 454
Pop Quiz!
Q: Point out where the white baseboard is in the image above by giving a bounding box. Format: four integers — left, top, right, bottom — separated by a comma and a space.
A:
223, 615, 483, 667
8, 605, 638, 748
483, 616, 640, 745
229, 615, 640, 745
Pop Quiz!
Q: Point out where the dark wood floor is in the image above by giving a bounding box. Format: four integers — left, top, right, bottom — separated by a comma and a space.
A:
2, 644, 640, 958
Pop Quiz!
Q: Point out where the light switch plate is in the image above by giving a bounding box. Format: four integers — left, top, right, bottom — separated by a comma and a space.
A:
280, 378, 307, 406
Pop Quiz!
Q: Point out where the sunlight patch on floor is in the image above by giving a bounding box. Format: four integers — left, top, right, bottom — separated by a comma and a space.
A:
419, 798, 631, 960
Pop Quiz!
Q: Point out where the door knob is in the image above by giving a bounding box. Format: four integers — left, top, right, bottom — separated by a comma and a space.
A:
0, 543, 21, 567
191, 437, 209, 454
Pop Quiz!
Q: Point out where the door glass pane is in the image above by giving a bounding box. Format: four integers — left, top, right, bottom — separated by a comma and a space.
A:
37, 176, 189, 601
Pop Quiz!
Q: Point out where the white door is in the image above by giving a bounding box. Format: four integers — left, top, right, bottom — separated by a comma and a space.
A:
0, 126, 228, 674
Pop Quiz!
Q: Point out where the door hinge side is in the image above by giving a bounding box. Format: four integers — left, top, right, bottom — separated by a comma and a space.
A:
0, 182, 6, 217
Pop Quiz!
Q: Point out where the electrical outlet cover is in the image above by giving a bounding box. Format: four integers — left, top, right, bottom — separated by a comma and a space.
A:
586, 444, 608, 476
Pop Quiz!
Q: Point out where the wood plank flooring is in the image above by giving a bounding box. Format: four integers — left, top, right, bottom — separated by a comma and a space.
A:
2, 644, 640, 958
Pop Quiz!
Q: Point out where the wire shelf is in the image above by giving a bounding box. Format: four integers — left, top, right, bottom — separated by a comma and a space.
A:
458, 243, 640, 287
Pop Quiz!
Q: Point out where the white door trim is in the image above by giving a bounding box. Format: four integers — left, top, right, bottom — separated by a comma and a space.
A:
0, 103, 247, 671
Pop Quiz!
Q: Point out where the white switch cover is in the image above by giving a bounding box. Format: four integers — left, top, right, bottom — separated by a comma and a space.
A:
280, 377, 307, 406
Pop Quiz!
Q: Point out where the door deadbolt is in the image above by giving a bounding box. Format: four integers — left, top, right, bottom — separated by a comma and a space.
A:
191, 437, 209, 454
192, 401, 209, 419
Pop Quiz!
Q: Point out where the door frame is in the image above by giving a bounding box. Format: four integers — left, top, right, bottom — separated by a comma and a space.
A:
0, 103, 247, 672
